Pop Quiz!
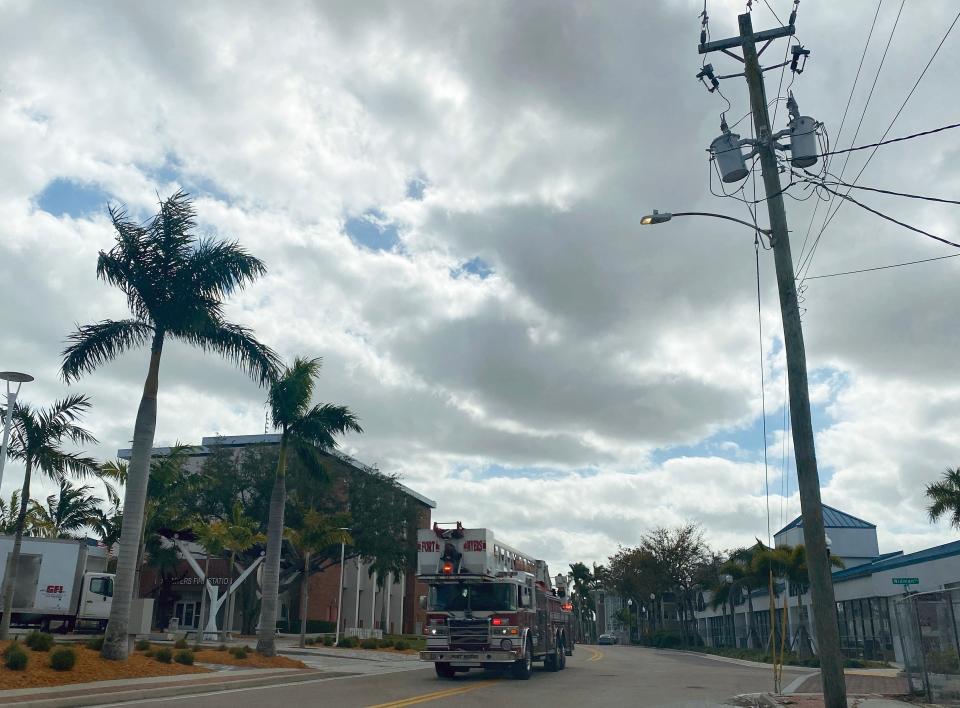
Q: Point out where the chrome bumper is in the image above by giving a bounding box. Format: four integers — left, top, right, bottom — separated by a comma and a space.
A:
419, 649, 518, 664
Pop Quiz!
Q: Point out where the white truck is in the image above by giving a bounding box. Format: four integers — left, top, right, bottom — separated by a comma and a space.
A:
0, 536, 114, 632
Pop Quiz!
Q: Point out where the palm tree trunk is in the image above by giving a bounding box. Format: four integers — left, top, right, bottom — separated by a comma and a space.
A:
299, 551, 310, 649
746, 588, 757, 649
257, 435, 288, 656
0, 458, 33, 639
102, 334, 163, 660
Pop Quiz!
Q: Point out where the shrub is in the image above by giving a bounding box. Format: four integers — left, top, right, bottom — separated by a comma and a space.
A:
49, 647, 76, 671
379, 638, 394, 648
337, 636, 358, 648
135, 639, 151, 651
649, 631, 682, 649
154, 647, 173, 664
25, 630, 54, 652
323, 636, 334, 646
5, 644, 27, 670
394, 640, 409, 651
174, 649, 194, 665
86, 635, 105, 651
143, 650, 154, 657
360, 638, 378, 650
304, 637, 315, 645
173, 638, 188, 649
229, 646, 248, 659
217, 644, 228, 652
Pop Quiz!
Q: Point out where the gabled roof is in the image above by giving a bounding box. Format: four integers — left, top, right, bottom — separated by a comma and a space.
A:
774, 504, 876, 537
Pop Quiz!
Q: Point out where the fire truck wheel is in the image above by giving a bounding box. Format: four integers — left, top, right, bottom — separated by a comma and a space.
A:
511, 639, 534, 680
545, 642, 561, 672
435, 662, 457, 679
558, 644, 567, 670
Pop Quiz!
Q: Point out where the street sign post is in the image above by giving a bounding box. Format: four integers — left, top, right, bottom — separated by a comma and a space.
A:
892, 577, 919, 586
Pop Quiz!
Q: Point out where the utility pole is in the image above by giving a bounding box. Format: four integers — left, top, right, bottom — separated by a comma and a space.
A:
699, 12, 847, 707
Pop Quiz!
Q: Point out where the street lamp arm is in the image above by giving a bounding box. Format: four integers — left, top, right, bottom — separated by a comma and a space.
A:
670, 211, 771, 235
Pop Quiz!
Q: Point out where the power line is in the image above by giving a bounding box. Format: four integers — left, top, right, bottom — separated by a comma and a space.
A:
798, 0, 905, 279
800, 6, 960, 281
802, 252, 960, 280
811, 181, 960, 249
809, 121, 960, 159
814, 177, 960, 206
755, 235, 772, 548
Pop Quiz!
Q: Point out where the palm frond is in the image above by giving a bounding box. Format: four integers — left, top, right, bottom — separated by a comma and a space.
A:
269, 357, 322, 428
926, 468, 960, 529
175, 315, 281, 387
292, 404, 363, 448
61, 319, 154, 382
187, 239, 267, 300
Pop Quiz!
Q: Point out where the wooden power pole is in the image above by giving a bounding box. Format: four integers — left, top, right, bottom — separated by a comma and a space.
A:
700, 12, 847, 707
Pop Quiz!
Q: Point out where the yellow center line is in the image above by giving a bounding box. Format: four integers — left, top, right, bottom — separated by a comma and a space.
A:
366, 680, 499, 708
587, 647, 604, 662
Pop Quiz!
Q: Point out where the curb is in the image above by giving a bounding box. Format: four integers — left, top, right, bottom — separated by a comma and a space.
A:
0, 669, 351, 708
280, 648, 421, 664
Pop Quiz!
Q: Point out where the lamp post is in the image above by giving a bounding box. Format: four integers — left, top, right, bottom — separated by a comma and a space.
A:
642, 208, 844, 695
649, 592, 657, 633
626, 598, 634, 642
0, 372, 32, 494
334, 528, 350, 646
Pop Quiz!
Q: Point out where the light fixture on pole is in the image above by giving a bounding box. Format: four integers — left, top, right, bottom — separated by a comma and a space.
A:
626, 598, 633, 642
334, 527, 350, 646
0, 371, 33, 493
640, 210, 771, 235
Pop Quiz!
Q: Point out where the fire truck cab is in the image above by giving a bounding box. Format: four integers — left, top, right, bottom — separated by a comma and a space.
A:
417, 523, 573, 680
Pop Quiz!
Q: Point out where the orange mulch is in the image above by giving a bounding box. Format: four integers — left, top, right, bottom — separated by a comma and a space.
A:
0, 642, 208, 690
190, 648, 307, 669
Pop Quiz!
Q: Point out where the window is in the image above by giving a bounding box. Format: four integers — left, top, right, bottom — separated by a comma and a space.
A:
89, 577, 113, 597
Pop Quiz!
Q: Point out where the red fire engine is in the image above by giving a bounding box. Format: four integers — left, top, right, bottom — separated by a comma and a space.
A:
417, 522, 574, 680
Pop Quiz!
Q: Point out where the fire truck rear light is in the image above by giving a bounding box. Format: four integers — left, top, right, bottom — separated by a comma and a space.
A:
442, 562, 453, 574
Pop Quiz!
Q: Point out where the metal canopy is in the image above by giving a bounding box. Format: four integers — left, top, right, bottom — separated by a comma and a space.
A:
0, 371, 33, 383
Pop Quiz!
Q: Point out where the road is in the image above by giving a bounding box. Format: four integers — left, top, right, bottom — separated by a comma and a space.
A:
93, 645, 814, 708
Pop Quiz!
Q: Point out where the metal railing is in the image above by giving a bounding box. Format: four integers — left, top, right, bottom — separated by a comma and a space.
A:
895, 589, 960, 704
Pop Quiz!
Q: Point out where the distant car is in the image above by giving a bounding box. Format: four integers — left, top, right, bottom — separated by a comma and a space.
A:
598, 633, 618, 645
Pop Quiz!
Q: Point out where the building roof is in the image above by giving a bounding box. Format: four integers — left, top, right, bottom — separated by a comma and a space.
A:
774, 504, 876, 537
831, 539, 960, 582
118, 433, 437, 508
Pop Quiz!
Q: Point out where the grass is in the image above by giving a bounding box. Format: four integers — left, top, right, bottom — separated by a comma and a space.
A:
677, 644, 891, 669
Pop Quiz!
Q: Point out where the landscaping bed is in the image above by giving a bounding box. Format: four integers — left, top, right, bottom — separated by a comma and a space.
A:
0, 640, 208, 690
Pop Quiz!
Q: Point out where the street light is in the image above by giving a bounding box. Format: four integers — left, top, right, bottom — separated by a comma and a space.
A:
640, 209, 771, 235
626, 598, 633, 642
0, 372, 33, 493
334, 527, 351, 646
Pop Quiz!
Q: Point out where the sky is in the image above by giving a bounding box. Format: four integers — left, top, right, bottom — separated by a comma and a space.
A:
1, 0, 959, 574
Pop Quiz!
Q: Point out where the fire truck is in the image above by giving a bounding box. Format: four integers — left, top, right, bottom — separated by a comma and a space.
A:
417, 523, 574, 680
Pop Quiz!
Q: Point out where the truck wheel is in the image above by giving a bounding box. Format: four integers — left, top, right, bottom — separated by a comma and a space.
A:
558, 644, 567, 670
511, 639, 533, 680
546, 641, 562, 672
435, 662, 457, 679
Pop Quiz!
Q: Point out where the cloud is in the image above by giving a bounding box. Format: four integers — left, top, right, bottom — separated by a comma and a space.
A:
1, 0, 958, 572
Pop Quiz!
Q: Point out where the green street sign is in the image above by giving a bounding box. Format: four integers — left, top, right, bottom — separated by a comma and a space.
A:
892, 577, 919, 585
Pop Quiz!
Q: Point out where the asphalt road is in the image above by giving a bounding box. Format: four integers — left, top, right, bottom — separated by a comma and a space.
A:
94, 645, 814, 708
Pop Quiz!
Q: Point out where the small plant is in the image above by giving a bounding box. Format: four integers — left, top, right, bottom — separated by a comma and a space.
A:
174, 649, 195, 665
360, 638, 378, 650
154, 647, 173, 664
25, 630, 54, 652
217, 644, 228, 652
379, 638, 394, 648
323, 636, 334, 646
86, 635, 105, 651
5, 644, 28, 670
337, 636, 358, 648
394, 640, 409, 651
304, 637, 314, 645
143, 649, 154, 657
49, 647, 76, 671
229, 646, 248, 659
173, 637, 188, 649
135, 639, 151, 651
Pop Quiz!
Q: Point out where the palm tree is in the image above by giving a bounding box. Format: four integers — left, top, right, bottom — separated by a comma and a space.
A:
775, 544, 844, 655
258, 357, 362, 656
61, 191, 280, 660
927, 468, 960, 529
285, 509, 352, 648
0, 492, 34, 536
30, 480, 103, 538
217, 503, 265, 641
0, 395, 99, 639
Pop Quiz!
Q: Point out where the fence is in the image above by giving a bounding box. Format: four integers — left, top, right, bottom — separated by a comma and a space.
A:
344, 627, 383, 640
895, 589, 960, 704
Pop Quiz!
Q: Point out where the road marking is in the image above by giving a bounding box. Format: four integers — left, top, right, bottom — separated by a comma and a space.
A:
587, 647, 604, 662
366, 680, 497, 708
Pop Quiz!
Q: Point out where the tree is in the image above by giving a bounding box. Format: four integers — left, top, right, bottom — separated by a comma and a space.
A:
720, 543, 765, 649
926, 468, 960, 530
0, 395, 98, 639
61, 191, 280, 660
285, 509, 351, 648
258, 357, 362, 656
216, 503, 265, 641
0, 492, 36, 536
30, 480, 103, 538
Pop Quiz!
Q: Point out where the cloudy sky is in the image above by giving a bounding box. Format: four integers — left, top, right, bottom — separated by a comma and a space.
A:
2, 0, 959, 572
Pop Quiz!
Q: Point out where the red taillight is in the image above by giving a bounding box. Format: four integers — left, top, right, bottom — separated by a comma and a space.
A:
442, 562, 453, 574
492, 617, 503, 626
